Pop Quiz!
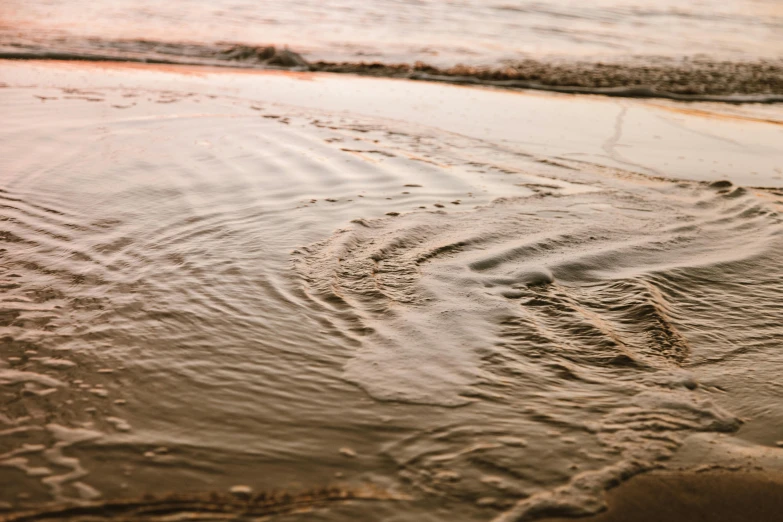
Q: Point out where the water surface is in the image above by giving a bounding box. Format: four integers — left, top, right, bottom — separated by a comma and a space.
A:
2, 0, 782, 65
1, 62, 782, 520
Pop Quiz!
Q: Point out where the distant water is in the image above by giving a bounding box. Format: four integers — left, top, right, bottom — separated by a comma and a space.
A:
2, 0, 782, 67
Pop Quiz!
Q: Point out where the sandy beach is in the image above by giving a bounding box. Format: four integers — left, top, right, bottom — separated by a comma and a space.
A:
1, 57, 782, 521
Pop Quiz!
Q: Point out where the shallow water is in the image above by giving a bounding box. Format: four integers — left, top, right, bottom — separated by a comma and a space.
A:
1, 63, 782, 520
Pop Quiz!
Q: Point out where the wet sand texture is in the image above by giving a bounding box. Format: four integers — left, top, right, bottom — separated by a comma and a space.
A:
0, 487, 400, 521
542, 472, 783, 522
1, 61, 782, 522
312, 58, 783, 100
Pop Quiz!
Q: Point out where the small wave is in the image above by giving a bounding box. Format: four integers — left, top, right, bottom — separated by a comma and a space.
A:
2, 39, 782, 102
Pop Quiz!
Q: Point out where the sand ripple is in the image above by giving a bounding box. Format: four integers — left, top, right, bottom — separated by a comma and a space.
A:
295, 179, 782, 518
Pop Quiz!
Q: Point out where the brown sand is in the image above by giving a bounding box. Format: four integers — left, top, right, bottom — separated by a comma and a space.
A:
542, 471, 783, 522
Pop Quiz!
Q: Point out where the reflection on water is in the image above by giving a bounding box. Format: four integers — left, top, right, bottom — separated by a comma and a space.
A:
1, 79, 782, 521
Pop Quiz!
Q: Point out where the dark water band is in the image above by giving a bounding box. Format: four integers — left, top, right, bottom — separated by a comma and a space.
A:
2, 44, 781, 103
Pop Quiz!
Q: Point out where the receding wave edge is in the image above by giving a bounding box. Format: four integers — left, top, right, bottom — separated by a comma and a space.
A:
2, 41, 782, 103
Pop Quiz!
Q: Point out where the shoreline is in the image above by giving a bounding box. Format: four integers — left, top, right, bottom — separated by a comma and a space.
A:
2, 43, 782, 102
312, 57, 783, 103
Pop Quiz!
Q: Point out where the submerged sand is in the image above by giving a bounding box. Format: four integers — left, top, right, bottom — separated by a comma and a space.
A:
0, 60, 782, 522
542, 471, 783, 522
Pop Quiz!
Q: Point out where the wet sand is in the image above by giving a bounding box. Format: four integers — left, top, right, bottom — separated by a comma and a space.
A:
312, 56, 783, 101
1, 59, 782, 522
542, 471, 783, 522
3, 59, 783, 187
